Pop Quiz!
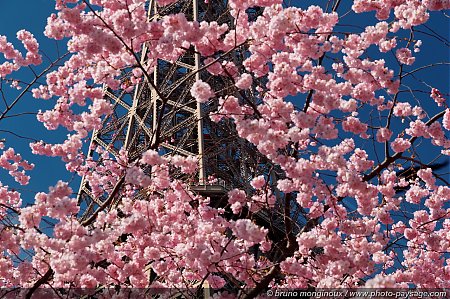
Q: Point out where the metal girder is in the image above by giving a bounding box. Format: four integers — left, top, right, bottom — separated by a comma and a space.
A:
76, 0, 290, 236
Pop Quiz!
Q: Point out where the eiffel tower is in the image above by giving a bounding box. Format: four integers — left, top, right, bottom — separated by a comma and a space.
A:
77, 0, 302, 242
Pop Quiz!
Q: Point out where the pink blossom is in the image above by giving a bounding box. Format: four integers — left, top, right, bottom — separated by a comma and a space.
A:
417, 168, 436, 189
424, 0, 450, 10
443, 109, 450, 131
406, 120, 430, 138
0, 147, 34, 185
228, 189, 247, 214
391, 138, 411, 153
204, 57, 223, 75
219, 96, 242, 115
396, 48, 415, 65
250, 176, 266, 189
430, 88, 446, 106
235, 73, 253, 90
406, 185, 429, 204
231, 219, 267, 245
313, 116, 338, 140
394, 1, 429, 29
342, 116, 368, 136
140, 149, 164, 165
170, 155, 198, 174
190, 80, 215, 103
376, 128, 393, 142
393, 102, 413, 117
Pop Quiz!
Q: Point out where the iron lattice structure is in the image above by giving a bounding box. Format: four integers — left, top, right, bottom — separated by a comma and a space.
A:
77, 0, 302, 235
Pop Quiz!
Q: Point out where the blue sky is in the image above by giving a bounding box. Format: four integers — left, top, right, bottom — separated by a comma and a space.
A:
0, 0, 76, 202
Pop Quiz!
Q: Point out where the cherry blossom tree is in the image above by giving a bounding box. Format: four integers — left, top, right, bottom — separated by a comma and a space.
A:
0, 0, 449, 298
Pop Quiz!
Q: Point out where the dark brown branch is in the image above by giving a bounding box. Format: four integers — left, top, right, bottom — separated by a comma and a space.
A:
25, 268, 54, 299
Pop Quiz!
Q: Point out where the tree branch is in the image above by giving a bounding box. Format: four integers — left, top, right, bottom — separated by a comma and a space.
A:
25, 268, 54, 299
363, 110, 446, 182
